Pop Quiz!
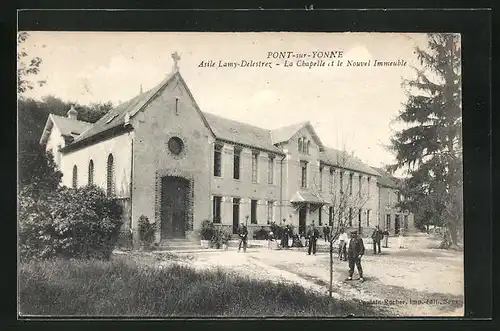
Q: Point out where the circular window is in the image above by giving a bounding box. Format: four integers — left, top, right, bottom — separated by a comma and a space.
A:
168, 137, 184, 155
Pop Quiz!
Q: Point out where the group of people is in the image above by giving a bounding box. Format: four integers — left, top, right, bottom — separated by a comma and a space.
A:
237, 221, 405, 283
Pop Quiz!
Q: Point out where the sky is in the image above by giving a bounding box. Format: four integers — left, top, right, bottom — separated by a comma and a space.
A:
20, 32, 431, 170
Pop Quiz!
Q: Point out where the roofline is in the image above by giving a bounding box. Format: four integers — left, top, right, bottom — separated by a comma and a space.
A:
177, 74, 217, 139
304, 122, 325, 151
319, 160, 381, 177
61, 124, 133, 153
215, 138, 285, 156
377, 182, 400, 189
39, 114, 55, 145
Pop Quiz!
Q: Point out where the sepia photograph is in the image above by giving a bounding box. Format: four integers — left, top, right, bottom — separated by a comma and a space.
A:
18, 31, 464, 317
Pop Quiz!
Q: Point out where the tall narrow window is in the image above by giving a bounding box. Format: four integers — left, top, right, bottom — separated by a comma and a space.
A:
175, 97, 179, 115
329, 206, 334, 226
268, 155, 274, 184
267, 201, 273, 224
319, 166, 323, 191
106, 154, 114, 196
366, 209, 371, 227
349, 173, 354, 195
213, 196, 222, 223
329, 168, 334, 193
72, 165, 78, 189
367, 177, 371, 195
251, 199, 258, 224
306, 140, 311, 154
358, 175, 362, 197
298, 138, 303, 153
340, 171, 344, 194
386, 214, 391, 230
318, 206, 322, 226
233, 147, 241, 179
251, 151, 259, 183
348, 208, 353, 227
300, 161, 308, 188
214, 144, 222, 177
88, 160, 94, 186
358, 208, 362, 228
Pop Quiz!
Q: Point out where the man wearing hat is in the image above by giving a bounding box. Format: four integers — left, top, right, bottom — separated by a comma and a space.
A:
238, 222, 248, 253
346, 230, 365, 282
307, 222, 320, 255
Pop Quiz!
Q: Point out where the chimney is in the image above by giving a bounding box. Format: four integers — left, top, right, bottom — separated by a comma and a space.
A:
67, 105, 78, 120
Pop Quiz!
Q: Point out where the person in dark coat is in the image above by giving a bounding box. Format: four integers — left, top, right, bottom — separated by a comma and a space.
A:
371, 225, 383, 254
307, 222, 320, 255
382, 228, 390, 248
238, 222, 248, 252
323, 225, 330, 242
346, 230, 365, 282
285, 224, 293, 248
281, 219, 289, 248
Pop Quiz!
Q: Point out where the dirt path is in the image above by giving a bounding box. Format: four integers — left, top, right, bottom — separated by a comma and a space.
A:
133, 235, 464, 316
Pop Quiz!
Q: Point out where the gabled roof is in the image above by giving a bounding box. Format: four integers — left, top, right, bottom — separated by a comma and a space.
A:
371, 167, 400, 189
72, 72, 176, 144
320, 147, 381, 177
203, 112, 282, 154
271, 121, 324, 150
63, 71, 215, 151
271, 122, 308, 144
39, 114, 92, 145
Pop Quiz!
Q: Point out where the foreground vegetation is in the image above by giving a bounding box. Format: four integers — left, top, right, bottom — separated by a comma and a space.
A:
19, 257, 379, 317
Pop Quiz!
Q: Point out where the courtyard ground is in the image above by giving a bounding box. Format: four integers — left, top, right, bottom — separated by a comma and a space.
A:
124, 233, 464, 317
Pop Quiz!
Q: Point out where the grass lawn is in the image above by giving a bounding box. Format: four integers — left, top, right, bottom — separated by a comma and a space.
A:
19, 256, 381, 317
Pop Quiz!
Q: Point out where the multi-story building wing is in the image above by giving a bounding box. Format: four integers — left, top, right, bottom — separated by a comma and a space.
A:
40, 58, 388, 246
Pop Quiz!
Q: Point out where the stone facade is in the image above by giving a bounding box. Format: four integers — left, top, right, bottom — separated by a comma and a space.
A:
378, 185, 415, 235
41, 67, 404, 248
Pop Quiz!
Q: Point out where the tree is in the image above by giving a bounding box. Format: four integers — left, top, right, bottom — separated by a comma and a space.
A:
18, 32, 46, 95
18, 96, 113, 146
309, 148, 370, 298
388, 33, 462, 248
18, 140, 62, 200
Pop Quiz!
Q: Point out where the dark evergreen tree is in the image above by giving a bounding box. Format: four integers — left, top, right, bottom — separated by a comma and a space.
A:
388, 33, 462, 248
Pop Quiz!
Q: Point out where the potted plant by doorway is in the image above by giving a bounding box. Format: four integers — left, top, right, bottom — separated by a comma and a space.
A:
200, 219, 215, 248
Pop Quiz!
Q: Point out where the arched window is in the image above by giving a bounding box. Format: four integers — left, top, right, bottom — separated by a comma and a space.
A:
306, 140, 311, 154
106, 154, 114, 196
88, 160, 94, 186
298, 138, 303, 152
72, 165, 78, 189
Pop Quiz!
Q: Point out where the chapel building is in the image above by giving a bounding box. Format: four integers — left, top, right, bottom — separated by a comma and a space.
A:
40, 54, 411, 247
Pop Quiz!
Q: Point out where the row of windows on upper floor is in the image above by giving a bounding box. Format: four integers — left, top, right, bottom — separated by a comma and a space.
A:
212, 143, 374, 195
211, 195, 375, 228
213, 144, 276, 184
71, 154, 115, 196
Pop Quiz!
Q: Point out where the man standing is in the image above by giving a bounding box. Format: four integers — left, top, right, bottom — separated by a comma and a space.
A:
346, 230, 365, 282
371, 225, 383, 254
281, 219, 289, 249
238, 222, 248, 252
307, 222, 320, 255
323, 225, 330, 242
338, 228, 348, 261
382, 227, 390, 248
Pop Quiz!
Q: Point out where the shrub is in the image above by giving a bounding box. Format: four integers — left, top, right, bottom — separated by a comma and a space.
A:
200, 219, 215, 240
254, 226, 269, 240
211, 227, 232, 249
19, 185, 123, 261
138, 215, 156, 249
